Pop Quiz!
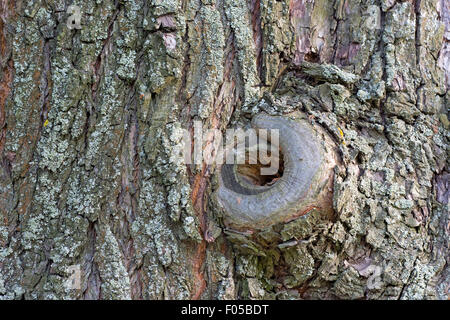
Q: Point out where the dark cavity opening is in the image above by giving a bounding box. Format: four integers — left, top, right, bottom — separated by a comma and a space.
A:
236, 147, 284, 187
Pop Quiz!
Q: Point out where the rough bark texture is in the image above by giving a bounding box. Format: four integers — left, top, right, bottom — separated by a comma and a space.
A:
0, 0, 448, 300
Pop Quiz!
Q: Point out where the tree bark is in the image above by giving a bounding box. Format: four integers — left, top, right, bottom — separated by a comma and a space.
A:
0, 0, 448, 300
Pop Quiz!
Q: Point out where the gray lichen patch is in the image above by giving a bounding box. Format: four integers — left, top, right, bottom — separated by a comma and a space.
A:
95, 226, 132, 300
300, 61, 360, 86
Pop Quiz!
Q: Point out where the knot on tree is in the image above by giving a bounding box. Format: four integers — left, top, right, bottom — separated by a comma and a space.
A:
216, 113, 337, 231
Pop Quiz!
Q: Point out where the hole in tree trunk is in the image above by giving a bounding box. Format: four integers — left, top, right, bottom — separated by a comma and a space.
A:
236, 147, 284, 187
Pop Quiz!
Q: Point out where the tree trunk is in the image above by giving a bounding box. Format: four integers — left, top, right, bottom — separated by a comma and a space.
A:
0, 0, 448, 300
